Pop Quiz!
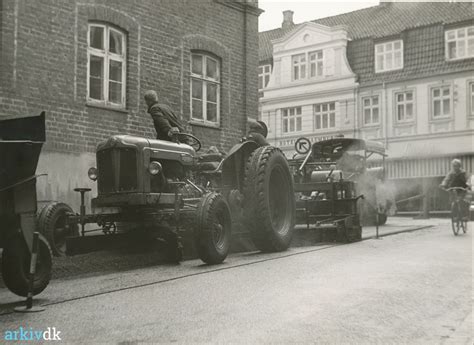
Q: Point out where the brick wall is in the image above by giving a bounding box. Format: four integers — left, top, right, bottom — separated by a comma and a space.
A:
0, 0, 260, 206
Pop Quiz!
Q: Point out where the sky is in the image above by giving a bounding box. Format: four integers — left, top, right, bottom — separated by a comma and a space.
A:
258, 0, 380, 32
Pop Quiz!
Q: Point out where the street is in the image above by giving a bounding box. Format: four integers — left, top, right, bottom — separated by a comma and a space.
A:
0, 218, 472, 344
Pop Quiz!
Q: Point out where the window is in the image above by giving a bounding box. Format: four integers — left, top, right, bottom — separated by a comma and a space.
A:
292, 54, 306, 81
375, 40, 403, 73
314, 102, 336, 130
445, 26, 474, 60
87, 23, 126, 107
258, 65, 271, 89
309, 50, 323, 78
282, 107, 302, 133
395, 91, 414, 122
431, 86, 451, 119
470, 82, 474, 116
191, 53, 220, 124
362, 96, 380, 125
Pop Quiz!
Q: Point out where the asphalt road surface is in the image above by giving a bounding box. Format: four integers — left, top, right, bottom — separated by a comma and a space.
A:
0, 220, 472, 344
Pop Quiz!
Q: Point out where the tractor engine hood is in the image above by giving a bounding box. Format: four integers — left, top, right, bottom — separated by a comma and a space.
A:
97, 135, 196, 158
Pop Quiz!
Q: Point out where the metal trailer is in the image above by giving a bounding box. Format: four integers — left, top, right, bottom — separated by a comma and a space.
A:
291, 137, 389, 227
0, 112, 52, 297
292, 166, 364, 243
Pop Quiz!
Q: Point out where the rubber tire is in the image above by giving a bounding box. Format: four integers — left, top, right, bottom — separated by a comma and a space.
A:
1, 233, 52, 297
243, 146, 295, 252
194, 192, 232, 264
37, 202, 78, 256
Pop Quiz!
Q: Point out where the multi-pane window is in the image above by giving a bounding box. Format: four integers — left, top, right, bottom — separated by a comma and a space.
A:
314, 102, 336, 130
282, 107, 302, 133
470, 82, 474, 116
258, 64, 271, 89
445, 26, 474, 60
88, 24, 126, 107
395, 91, 414, 122
362, 96, 380, 125
191, 53, 220, 124
431, 86, 451, 118
292, 54, 306, 81
309, 50, 323, 78
375, 40, 403, 73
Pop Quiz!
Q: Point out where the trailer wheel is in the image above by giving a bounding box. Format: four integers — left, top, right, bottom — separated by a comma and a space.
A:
37, 202, 78, 256
194, 192, 232, 264
243, 146, 295, 252
1, 233, 52, 297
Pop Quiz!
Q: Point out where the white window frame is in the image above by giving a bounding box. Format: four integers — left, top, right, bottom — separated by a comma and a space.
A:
292, 54, 306, 81
430, 85, 452, 120
395, 91, 415, 123
87, 23, 126, 108
282, 107, 302, 134
190, 53, 221, 126
258, 64, 271, 90
468, 81, 474, 117
375, 40, 403, 73
445, 26, 474, 61
362, 96, 380, 126
314, 102, 336, 130
309, 50, 324, 78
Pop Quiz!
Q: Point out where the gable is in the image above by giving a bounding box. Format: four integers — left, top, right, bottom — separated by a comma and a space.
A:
272, 22, 349, 54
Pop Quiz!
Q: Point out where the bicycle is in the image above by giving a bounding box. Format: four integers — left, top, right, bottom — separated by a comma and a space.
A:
445, 187, 469, 236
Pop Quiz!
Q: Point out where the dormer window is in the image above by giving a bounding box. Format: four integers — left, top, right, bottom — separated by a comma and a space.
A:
309, 50, 323, 78
292, 50, 324, 81
375, 40, 403, 73
292, 54, 306, 81
445, 26, 474, 61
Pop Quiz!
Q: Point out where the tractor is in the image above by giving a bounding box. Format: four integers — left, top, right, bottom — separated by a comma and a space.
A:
37, 132, 296, 264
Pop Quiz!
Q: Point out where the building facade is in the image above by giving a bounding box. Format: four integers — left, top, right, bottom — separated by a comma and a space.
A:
0, 0, 260, 209
259, 2, 474, 212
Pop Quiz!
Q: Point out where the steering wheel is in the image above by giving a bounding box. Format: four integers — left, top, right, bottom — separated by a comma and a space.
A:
175, 133, 202, 152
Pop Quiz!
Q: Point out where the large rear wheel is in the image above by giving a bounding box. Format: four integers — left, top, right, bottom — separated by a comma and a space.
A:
243, 146, 295, 252
1, 233, 52, 297
194, 192, 232, 264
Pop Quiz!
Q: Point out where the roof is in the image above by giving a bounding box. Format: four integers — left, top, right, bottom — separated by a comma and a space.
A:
312, 138, 386, 157
259, 2, 474, 62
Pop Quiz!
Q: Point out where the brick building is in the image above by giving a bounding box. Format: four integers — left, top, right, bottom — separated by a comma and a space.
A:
0, 0, 261, 209
258, 2, 474, 212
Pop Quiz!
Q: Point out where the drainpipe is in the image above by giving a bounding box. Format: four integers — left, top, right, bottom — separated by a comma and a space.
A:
383, 81, 388, 149
354, 87, 359, 138
243, 4, 248, 132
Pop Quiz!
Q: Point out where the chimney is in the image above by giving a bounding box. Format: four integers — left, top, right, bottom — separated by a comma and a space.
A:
282, 10, 294, 29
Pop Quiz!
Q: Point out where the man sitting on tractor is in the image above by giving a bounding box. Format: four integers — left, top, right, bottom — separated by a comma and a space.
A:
144, 90, 185, 142
440, 159, 471, 220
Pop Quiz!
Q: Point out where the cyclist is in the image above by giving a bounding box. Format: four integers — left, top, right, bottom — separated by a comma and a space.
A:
439, 159, 471, 220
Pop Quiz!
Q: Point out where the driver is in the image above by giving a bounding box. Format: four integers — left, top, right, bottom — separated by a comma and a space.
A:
247, 120, 269, 147
144, 90, 185, 142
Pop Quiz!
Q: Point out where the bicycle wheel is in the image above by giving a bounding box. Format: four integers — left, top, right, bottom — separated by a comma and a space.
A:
451, 202, 460, 236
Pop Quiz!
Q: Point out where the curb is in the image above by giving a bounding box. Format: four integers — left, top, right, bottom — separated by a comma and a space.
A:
362, 225, 435, 241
